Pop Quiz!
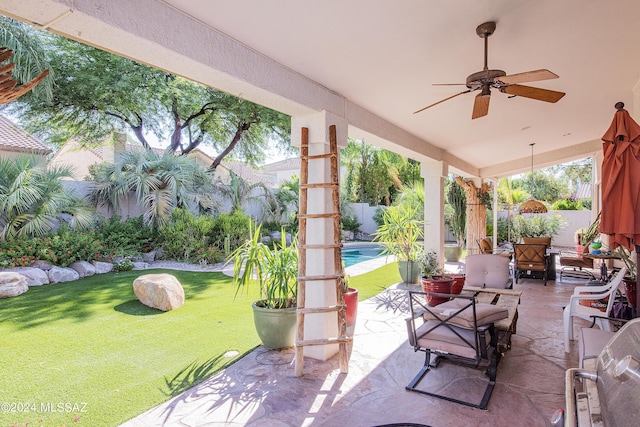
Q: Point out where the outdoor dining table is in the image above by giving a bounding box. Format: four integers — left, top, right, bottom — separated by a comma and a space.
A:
460, 286, 523, 353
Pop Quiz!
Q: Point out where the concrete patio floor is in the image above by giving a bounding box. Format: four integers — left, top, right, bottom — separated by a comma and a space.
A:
120, 269, 594, 427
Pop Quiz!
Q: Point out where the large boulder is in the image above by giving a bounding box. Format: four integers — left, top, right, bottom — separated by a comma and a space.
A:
0, 272, 29, 298
93, 261, 114, 274
31, 260, 54, 270
48, 266, 80, 284
133, 274, 184, 311
4, 267, 49, 286
69, 261, 96, 278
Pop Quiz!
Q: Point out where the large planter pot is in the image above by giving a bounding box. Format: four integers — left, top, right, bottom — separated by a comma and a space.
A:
344, 287, 358, 336
421, 276, 454, 307
624, 279, 637, 308
398, 260, 422, 284
252, 300, 297, 349
444, 244, 463, 262
447, 274, 465, 294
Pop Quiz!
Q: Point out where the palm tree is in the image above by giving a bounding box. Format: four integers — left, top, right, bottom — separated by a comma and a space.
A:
0, 156, 94, 240
216, 170, 272, 214
90, 149, 214, 228
0, 15, 53, 100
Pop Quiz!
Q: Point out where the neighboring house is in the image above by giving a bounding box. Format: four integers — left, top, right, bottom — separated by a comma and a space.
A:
0, 115, 52, 160
261, 157, 300, 187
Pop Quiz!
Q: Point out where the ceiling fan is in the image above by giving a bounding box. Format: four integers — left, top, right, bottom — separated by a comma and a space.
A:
413, 21, 565, 119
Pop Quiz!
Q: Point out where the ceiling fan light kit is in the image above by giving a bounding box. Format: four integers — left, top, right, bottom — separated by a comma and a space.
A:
414, 21, 566, 119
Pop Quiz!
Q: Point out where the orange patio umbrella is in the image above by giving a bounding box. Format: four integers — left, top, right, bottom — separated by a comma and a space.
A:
600, 102, 640, 312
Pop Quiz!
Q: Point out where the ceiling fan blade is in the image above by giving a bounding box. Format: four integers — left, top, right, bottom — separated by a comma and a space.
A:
413, 89, 471, 114
433, 83, 467, 86
502, 84, 565, 103
472, 93, 490, 119
499, 69, 558, 85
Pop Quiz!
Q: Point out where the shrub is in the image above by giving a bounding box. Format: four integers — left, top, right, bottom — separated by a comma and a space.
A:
551, 198, 584, 210
510, 214, 567, 242
95, 216, 159, 257
113, 258, 134, 272
207, 211, 253, 255
159, 209, 217, 263
341, 215, 361, 234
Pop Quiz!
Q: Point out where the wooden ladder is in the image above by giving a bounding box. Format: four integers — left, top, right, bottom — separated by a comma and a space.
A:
294, 124, 351, 377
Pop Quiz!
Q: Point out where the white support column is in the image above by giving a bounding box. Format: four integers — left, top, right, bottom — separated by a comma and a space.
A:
492, 179, 499, 248
292, 111, 347, 361
421, 160, 447, 264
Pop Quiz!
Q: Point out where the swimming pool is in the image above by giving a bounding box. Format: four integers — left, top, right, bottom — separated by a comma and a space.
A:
341, 244, 385, 267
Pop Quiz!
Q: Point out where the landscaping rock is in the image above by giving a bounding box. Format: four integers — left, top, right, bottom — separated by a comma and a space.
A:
143, 251, 156, 263
132, 261, 149, 270
133, 273, 184, 311
31, 260, 54, 270
69, 261, 96, 278
4, 267, 49, 286
0, 272, 29, 298
93, 261, 114, 274
48, 266, 80, 283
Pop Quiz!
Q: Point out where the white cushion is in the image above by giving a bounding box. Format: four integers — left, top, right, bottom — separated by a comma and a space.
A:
465, 254, 511, 288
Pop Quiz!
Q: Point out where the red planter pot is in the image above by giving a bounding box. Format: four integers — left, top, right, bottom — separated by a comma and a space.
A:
344, 287, 359, 331
421, 276, 454, 307
447, 274, 465, 294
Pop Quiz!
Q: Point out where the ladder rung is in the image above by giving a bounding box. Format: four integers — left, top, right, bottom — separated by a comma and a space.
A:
301, 153, 336, 160
300, 243, 342, 249
297, 305, 344, 314
296, 337, 352, 347
300, 183, 338, 189
298, 213, 340, 219
298, 274, 343, 281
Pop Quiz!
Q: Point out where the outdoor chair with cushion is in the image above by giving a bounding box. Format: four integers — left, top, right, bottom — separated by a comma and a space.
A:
405, 291, 508, 410
513, 243, 549, 285
559, 248, 596, 281
562, 266, 626, 353
477, 237, 512, 257
522, 236, 552, 247
464, 254, 513, 289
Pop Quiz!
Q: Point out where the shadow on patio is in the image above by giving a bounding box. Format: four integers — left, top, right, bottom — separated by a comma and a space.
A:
121, 277, 585, 427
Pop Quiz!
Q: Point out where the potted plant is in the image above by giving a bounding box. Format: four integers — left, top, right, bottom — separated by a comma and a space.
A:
373, 205, 424, 284
228, 224, 298, 349
342, 271, 358, 336
420, 250, 454, 306
575, 212, 601, 255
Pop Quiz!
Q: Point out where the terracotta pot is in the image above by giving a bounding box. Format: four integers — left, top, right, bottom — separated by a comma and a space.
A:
421, 276, 454, 307
447, 274, 465, 294
344, 288, 359, 328
624, 279, 637, 308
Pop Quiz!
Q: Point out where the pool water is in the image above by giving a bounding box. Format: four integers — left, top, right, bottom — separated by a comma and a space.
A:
341, 245, 385, 267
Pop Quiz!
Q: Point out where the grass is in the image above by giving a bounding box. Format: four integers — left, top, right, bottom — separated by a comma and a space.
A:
0, 262, 400, 426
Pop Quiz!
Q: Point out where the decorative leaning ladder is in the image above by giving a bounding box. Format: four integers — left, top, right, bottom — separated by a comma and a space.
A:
294, 125, 351, 377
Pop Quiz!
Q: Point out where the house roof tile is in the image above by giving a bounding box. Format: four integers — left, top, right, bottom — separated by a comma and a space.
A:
0, 115, 52, 155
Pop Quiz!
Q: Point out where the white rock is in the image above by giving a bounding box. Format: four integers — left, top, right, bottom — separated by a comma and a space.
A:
132, 273, 185, 311
69, 261, 96, 278
48, 266, 80, 283
0, 272, 29, 298
132, 262, 149, 270
93, 261, 114, 274
4, 267, 49, 286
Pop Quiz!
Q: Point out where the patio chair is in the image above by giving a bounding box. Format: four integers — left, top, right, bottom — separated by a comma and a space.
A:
559, 248, 596, 281
405, 291, 508, 410
562, 266, 627, 353
513, 243, 549, 285
464, 254, 513, 289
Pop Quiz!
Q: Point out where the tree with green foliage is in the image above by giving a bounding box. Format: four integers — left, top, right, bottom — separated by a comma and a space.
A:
89, 150, 215, 229
0, 156, 94, 240
445, 179, 466, 246
2, 19, 291, 168
216, 170, 272, 214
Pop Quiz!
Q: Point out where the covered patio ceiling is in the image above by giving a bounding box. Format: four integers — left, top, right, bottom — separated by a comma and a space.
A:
2, 0, 640, 179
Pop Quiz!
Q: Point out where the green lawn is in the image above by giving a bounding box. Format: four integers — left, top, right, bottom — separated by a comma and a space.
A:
0, 263, 400, 426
